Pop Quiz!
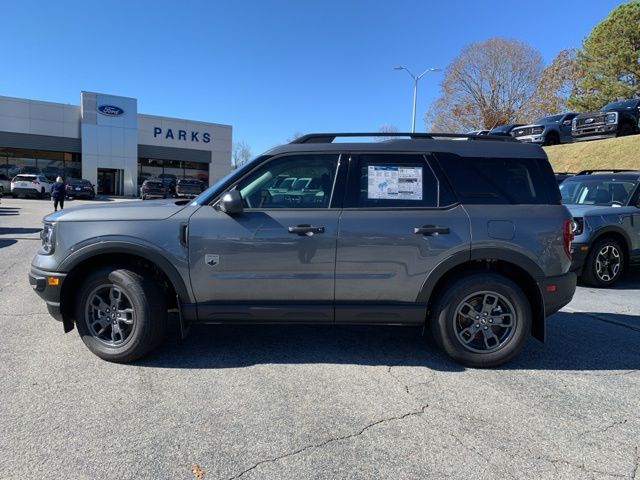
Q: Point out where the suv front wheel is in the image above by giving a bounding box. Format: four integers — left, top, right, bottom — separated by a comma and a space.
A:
431, 273, 531, 368
581, 237, 625, 287
75, 267, 167, 362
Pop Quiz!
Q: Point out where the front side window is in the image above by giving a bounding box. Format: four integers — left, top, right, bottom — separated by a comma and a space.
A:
235, 154, 339, 209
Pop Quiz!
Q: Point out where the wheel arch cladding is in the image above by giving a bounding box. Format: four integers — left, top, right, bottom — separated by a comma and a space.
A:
59, 245, 190, 331
419, 252, 545, 342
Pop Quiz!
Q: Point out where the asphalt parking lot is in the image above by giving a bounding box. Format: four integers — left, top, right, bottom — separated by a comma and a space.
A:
0, 197, 638, 480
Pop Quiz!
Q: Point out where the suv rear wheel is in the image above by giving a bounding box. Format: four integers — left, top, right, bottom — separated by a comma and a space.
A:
582, 237, 625, 287
431, 273, 531, 368
75, 267, 167, 362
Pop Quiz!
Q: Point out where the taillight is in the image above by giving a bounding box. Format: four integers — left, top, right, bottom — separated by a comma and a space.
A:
562, 219, 574, 258
32, 179, 41, 185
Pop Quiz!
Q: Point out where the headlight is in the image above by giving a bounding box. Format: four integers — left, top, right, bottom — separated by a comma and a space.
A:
605, 112, 617, 124
40, 222, 55, 255
571, 217, 584, 236
532, 126, 544, 135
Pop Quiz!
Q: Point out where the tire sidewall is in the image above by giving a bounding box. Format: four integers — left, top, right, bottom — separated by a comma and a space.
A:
75, 268, 158, 362
583, 238, 624, 287
432, 273, 531, 368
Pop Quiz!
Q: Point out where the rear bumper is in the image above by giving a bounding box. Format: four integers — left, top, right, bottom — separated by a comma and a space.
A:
29, 266, 66, 322
539, 271, 577, 316
12, 188, 41, 196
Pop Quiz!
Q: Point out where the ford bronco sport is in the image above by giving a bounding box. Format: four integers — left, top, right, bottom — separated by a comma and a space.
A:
30, 133, 577, 367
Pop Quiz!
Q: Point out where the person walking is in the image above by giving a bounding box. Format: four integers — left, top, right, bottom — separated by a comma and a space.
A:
51, 176, 66, 212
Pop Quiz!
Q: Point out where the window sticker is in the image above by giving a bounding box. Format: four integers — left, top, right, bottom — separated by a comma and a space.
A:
367, 166, 423, 200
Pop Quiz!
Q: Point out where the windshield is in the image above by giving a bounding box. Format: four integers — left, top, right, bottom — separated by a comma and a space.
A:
602, 99, 639, 111
489, 125, 513, 134
191, 156, 267, 205
559, 178, 637, 206
535, 114, 562, 124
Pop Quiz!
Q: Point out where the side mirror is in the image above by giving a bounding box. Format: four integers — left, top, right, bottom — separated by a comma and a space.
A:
218, 190, 244, 215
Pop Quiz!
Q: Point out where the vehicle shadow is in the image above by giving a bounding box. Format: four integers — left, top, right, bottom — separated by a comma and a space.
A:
576, 270, 640, 290
0, 207, 20, 216
0, 239, 17, 249
0, 227, 42, 235
138, 311, 639, 372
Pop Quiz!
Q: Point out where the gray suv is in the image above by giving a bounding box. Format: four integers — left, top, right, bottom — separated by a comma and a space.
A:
29, 133, 576, 368
560, 170, 640, 287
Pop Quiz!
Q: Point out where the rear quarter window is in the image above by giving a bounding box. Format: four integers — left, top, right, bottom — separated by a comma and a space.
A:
435, 153, 559, 205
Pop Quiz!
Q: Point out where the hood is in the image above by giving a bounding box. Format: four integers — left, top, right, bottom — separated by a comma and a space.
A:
564, 204, 626, 217
44, 199, 192, 222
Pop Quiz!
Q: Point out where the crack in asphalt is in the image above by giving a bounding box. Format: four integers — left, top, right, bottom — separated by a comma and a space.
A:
577, 419, 629, 438
227, 405, 428, 480
632, 446, 639, 480
578, 311, 640, 334
540, 457, 628, 479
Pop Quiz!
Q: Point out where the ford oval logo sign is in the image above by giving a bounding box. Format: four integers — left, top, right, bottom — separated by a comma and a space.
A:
97, 105, 124, 116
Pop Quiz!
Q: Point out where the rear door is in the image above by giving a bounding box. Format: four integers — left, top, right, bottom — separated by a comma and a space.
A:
335, 153, 471, 324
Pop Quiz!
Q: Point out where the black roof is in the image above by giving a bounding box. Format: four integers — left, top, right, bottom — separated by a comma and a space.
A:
264, 132, 546, 159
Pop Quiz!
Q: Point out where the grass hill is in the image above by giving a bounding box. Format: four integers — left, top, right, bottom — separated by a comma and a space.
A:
543, 134, 640, 172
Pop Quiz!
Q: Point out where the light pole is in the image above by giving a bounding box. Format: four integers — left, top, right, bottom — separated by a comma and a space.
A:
394, 66, 441, 133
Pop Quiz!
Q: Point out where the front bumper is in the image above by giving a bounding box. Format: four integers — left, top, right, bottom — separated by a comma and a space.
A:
569, 243, 590, 274
539, 271, 577, 317
29, 266, 66, 322
572, 124, 617, 141
513, 134, 544, 144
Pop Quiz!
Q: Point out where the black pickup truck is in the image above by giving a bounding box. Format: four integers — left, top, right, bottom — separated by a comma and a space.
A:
572, 98, 640, 141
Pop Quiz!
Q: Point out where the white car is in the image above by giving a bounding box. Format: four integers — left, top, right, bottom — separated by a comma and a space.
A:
11, 174, 54, 198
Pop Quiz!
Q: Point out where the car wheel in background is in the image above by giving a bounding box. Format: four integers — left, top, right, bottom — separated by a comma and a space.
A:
581, 237, 625, 287
544, 132, 559, 146
430, 273, 531, 368
75, 267, 168, 363
619, 123, 634, 136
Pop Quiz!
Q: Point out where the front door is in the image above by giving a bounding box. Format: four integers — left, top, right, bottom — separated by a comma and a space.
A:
188, 153, 343, 323
335, 153, 471, 323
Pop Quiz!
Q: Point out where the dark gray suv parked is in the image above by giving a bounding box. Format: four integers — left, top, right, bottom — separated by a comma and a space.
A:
29, 133, 577, 367
560, 170, 640, 287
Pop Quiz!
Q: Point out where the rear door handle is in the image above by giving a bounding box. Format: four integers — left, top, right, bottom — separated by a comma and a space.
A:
288, 224, 325, 236
414, 225, 450, 235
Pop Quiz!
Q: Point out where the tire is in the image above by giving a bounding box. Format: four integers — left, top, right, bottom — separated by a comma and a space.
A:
619, 123, 634, 136
40, 188, 46, 199
581, 237, 625, 287
430, 273, 532, 368
75, 267, 168, 363
544, 132, 559, 146
141, 194, 146, 201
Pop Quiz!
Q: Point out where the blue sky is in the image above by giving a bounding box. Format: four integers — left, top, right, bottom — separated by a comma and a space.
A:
1, 0, 626, 157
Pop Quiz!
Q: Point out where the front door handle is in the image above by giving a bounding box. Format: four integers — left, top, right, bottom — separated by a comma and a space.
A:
288, 224, 325, 236
414, 225, 450, 235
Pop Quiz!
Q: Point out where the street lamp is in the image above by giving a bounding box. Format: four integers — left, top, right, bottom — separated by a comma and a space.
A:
394, 66, 441, 133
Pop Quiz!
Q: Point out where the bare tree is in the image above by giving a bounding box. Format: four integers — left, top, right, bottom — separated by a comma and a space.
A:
377, 124, 399, 141
526, 49, 578, 120
425, 37, 544, 132
232, 141, 252, 168
286, 132, 305, 143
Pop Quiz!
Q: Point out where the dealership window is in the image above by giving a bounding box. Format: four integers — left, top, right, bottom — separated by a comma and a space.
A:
0, 148, 81, 181
138, 158, 209, 187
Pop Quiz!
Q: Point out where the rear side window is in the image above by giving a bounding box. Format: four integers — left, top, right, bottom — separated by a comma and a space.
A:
435, 153, 559, 205
344, 154, 456, 208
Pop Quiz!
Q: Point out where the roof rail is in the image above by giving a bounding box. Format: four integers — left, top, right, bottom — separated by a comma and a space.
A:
576, 169, 639, 175
290, 132, 519, 144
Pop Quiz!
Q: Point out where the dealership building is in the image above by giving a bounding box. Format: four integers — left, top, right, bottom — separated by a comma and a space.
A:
0, 92, 232, 196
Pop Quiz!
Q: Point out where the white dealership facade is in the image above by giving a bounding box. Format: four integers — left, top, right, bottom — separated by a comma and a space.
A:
0, 91, 232, 196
